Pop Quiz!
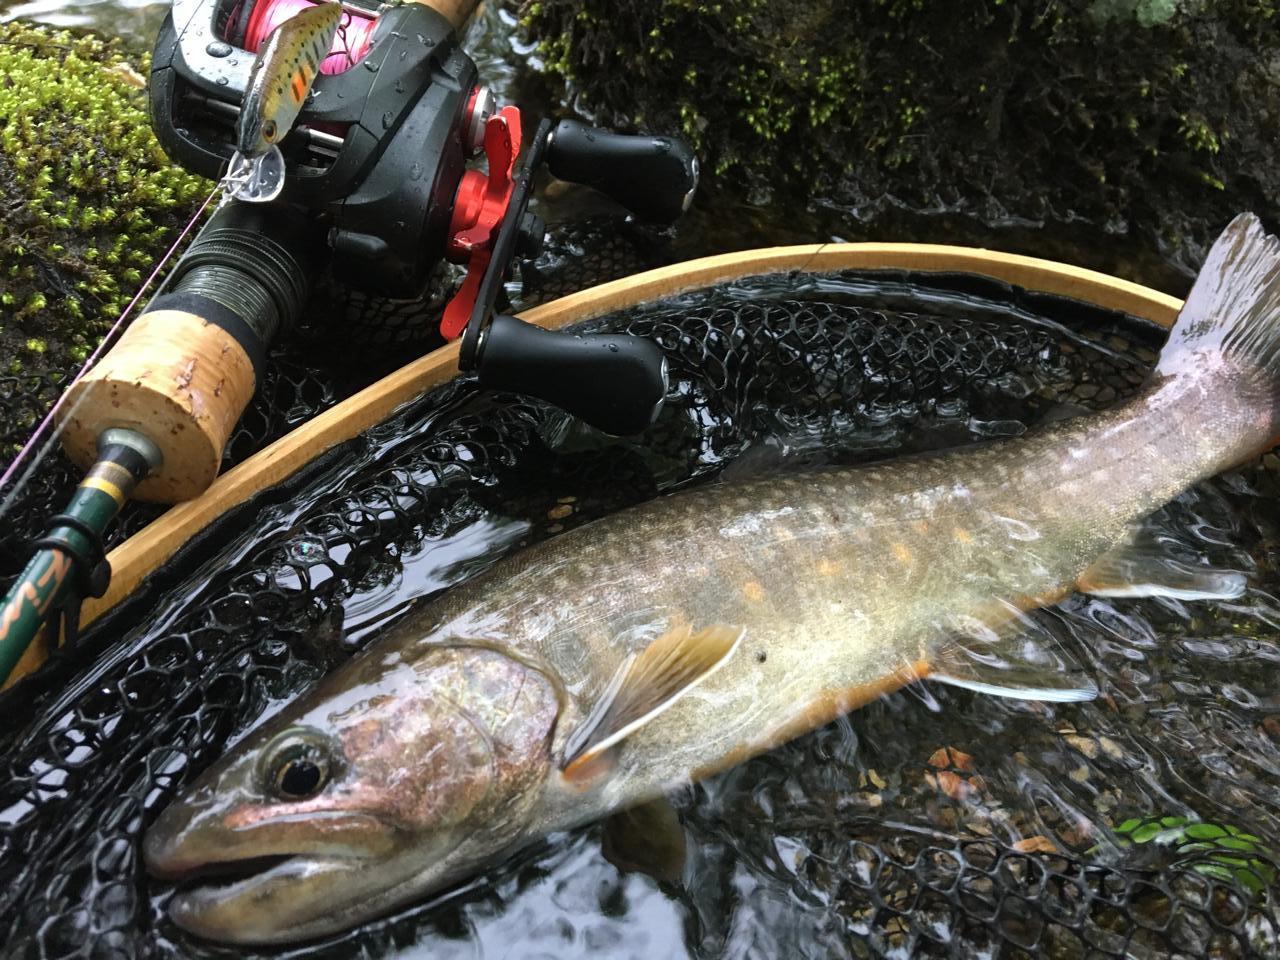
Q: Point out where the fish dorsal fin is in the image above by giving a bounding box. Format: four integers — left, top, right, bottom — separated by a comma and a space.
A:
1077, 531, 1247, 601
562, 622, 744, 780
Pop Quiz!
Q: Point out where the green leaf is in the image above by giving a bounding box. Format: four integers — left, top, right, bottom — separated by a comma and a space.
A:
1104, 814, 1278, 897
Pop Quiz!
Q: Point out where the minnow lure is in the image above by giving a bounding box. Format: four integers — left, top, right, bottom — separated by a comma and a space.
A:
225, 2, 342, 202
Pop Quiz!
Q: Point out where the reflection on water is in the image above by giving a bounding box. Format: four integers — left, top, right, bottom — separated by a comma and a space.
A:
0, 0, 164, 46
0, 272, 1274, 957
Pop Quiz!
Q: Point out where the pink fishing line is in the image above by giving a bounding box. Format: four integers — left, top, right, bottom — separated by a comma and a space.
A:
0, 185, 221, 508
243, 0, 377, 74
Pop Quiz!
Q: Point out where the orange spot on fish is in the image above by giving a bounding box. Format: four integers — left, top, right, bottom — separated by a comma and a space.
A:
816, 559, 840, 577
891, 542, 912, 564
953, 526, 974, 545
742, 581, 765, 602
913, 520, 930, 535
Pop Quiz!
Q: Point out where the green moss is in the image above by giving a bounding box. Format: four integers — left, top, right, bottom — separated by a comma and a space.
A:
0, 20, 210, 389
1089, 0, 1187, 27
521, 0, 1280, 282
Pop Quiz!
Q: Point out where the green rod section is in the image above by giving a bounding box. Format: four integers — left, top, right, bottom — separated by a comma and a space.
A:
0, 487, 116, 682
0, 434, 156, 686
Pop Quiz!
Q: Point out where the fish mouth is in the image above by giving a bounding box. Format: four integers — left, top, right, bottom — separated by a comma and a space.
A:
153, 850, 296, 885
162, 851, 375, 945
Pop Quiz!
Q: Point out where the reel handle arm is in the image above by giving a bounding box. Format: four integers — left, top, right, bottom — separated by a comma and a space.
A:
476, 314, 668, 437
546, 119, 699, 223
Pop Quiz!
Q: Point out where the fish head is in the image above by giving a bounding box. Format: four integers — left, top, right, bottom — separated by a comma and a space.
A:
144, 642, 561, 944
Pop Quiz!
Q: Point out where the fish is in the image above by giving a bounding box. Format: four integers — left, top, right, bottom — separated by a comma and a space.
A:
235, 2, 342, 158
144, 213, 1280, 944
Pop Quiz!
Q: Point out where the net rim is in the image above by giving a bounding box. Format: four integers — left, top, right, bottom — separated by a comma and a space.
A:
43, 242, 1185, 668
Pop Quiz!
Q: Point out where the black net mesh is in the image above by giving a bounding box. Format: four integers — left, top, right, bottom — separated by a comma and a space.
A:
0, 268, 1276, 959
0, 216, 655, 587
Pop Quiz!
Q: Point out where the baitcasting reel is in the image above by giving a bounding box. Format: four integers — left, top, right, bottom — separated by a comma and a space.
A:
0, 0, 697, 686
148, 0, 697, 436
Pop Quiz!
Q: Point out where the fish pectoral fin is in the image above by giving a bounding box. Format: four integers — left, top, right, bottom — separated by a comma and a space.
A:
561, 623, 745, 780
602, 797, 688, 886
1077, 532, 1247, 601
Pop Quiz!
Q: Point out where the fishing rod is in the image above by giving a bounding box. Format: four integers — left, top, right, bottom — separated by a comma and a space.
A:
0, 0, 698, 686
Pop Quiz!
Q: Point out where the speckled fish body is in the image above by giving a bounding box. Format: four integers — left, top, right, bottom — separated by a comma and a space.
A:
236, 2, 341, 157
145, 215, 1280, 943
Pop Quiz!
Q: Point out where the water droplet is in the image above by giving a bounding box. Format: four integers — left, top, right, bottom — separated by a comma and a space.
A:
381, 111, 393, 130
216, 76, 229, 86
205, 41, 232, 58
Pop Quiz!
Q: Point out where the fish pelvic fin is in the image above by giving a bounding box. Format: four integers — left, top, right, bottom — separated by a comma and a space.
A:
1159, 214, 1280, 401
929, 609, 1098, 703
602, 797, 688, 886
561, 622, 745, 781
929, 652, 1097, 703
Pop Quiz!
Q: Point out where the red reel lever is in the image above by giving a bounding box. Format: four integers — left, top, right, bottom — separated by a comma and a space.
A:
441, 104, 523, 340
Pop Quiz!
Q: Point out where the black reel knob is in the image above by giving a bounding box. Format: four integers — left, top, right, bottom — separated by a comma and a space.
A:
546, 119, 699, 223
474, 314, 668, 436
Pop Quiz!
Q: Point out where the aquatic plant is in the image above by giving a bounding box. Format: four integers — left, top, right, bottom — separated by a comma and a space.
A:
0, 21, 208, 388
521, 0, 1280, 283
1110, 815, 1278, 896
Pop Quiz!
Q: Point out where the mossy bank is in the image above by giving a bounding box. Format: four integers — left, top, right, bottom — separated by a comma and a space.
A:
522, 0, 1280, 288
0, 20, 207, 422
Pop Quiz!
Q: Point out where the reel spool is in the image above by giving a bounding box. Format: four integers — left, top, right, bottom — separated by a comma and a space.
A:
1, 0, 699, 685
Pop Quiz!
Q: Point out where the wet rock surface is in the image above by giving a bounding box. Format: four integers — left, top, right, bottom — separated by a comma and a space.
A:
522, 0, 1280, 291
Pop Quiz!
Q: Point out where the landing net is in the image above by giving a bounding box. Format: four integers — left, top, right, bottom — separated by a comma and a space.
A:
0, 254, 1275, 958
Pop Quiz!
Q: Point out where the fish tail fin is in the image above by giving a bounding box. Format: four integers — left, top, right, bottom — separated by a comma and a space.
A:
1158, 214, 1280, 410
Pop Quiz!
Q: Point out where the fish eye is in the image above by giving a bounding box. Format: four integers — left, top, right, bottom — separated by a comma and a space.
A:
261, 728, 335, 800
263, 119, 278, 142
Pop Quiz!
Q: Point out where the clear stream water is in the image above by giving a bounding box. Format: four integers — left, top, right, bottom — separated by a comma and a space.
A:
0, 4, 1277, 959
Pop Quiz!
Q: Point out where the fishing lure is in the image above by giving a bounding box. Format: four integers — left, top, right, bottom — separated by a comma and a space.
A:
225, 1, 343, 202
